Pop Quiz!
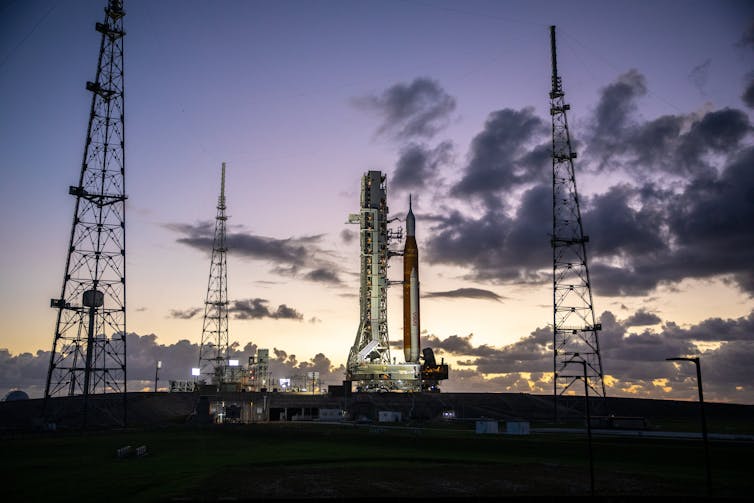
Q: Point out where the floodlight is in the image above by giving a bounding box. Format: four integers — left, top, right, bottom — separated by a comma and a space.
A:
228, 359, 239, 367
191, 367, 201, 376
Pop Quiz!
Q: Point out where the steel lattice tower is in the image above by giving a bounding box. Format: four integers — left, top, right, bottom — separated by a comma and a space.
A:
198, 163, 230, 384
44, 0, 127, 427
549, 26, 606, 419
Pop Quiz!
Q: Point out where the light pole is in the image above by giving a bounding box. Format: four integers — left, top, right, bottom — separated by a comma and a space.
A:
666, 356, 711, 495
566, 355, 594, 496
154, 360, 162, 392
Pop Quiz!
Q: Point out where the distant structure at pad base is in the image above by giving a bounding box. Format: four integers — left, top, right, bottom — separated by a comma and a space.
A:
420, 348, 449, 392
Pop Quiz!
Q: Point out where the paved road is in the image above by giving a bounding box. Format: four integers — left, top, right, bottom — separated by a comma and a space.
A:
532, 427, 754, 441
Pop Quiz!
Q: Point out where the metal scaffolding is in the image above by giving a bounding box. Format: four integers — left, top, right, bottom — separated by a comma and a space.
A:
44, 0, 127, 427
549, 26, 607, 419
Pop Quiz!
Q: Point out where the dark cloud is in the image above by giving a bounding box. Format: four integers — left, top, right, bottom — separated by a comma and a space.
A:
0, 348, 50, 397
0, 333, 351, 398
170, 298, 306, 322
661, 145, 754, 293
169, 307, 202, 319
450, 327, 552, 374
622, 309, 662, 327
271, 304, 303, 320
743, 76, 754, 109
424, 288, 504, 302
0, 334, 257, 397
587, 69, 647, 166
429, 309, 754, 402
339, 229, 356, 244
662, 311, 754, 342
688, 59, 711, 96
230, 298, 304, 321
356, 77, 456, 139
3, 310, 754, 401
426, 95, 753, 296
583, 70, 751, 177
452, 108, 548, 201
270, 348, 346, 384
426, 183, 551, 283
390, 141, 453, 192
737, 20, 754, 49
166, 223, 343, 285
423, 333, 475, 354
303, 268, 341, 285
583, 184, 668, 258
675, 108, 751, 172
627, 114, 684, 169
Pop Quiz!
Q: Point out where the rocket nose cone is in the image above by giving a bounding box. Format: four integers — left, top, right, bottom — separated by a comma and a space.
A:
406, 195, 415, 236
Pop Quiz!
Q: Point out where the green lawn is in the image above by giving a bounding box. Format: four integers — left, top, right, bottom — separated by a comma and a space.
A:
2, 423, 751, 500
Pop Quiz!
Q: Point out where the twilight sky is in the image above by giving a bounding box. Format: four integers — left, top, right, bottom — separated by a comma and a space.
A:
1, 0, 753, 403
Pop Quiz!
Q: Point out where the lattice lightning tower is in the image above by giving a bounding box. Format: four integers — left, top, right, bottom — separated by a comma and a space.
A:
44, 0, 127, 426
198, 163, 230, 384
549, 26, 606, 418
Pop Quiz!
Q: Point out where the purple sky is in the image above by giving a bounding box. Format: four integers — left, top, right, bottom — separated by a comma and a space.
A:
1, 0, 753, 403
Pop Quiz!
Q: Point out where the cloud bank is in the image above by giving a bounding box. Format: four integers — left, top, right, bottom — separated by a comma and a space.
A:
166, 224, 344, 286
4, 308, 752, 403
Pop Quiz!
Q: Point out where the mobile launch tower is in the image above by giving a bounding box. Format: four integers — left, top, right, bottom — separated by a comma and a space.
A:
346, 171, 447, 392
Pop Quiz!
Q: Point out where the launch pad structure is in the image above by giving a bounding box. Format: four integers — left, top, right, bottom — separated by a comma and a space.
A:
346, 171, 447, 392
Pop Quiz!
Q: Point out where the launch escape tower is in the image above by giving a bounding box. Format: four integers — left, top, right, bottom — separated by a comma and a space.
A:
549, 26, 607, 419
44, 0, 127, 426
198, 163, 230, 384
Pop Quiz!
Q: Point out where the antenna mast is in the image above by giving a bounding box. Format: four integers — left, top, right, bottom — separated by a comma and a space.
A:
198, 162, 230, 385
549, 26, 607, 420
44, 0, 127, 427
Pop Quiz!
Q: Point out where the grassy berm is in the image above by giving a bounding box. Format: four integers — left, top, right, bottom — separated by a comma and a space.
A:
2, 423, 751, 500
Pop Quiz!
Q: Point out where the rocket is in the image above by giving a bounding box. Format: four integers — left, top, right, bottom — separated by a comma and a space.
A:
403, 195, 420, 363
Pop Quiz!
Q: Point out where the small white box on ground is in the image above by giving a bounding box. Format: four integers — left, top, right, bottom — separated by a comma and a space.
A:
378, 411, 402, 422
318, 408, 344, 421
475, 420, 499, 434
506, 421, 530, 435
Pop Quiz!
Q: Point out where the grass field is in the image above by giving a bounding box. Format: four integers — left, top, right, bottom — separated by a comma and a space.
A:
2, 422, 752, 500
